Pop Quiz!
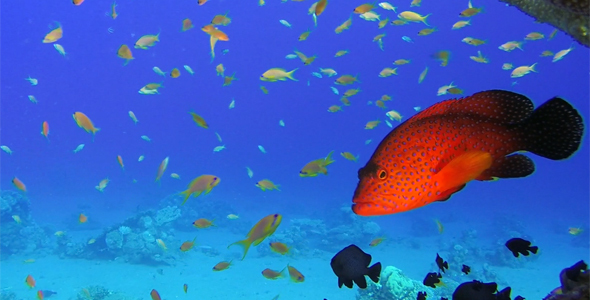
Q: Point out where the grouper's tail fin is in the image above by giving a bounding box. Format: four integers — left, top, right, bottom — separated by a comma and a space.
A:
523, 97, 584, 160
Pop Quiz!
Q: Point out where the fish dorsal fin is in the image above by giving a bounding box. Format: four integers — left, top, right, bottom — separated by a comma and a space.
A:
411, 90, 534, 125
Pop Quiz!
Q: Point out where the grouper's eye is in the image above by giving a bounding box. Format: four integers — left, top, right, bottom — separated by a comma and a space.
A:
378, 169, 387, 180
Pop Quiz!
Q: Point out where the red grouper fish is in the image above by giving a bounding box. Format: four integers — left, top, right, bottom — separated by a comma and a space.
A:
352, 90, 584, 216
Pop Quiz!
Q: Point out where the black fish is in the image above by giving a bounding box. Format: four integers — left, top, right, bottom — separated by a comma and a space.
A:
514, 296, 525, 300
417, 291, 427, 300
505, 238, 538, 257
330, 244, 381, 289
435, 253, 448, 273
496, 287, 512, 300
452, 280, 502, 300
422, 272, 442, 288
461, 264, 470, 275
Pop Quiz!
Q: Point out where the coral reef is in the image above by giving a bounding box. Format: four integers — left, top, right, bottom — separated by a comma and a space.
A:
266, 204, 381, 258
0, 190, 53, 257
75, 285, 135, 300
543, 260, 589, 300
357, 266, 441, 300
499, 0, 589, 47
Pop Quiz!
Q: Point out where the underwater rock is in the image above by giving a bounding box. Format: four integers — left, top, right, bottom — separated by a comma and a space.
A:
155, 206, 181, 226
499, 0, 589, 47
357, 266, 435, 300
543, 260, 589, 300
105, 230, 124, 250
0, 291, 16, 300
0, 190, 30, 221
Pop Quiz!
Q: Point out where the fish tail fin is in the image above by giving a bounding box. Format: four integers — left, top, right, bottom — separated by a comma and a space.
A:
288, 68, 299, 81
180, 191, 190, 205
227, 239, 252, 260
522, 97, 583, 160
529, 63, 538, 72
422, 14, 431, 26
529, 246, 538, 254
367, 262, 382, 283
324, 150, 335, 166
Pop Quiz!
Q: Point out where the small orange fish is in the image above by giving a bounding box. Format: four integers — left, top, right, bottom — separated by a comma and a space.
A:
369, 237, 385, 247
269, 242, 290, 254
180, 237, 196, 252
287, 265, 305, 283
43, 22, 62, 43
41, 121, 49, 140
315, 0, 328, 16
156, 239, 167, 251
352, 90, 584, 216
37, 290, 44, 300
189, 112, 209, 129
79, 213, 88, 224
213, 260, 232, 271
73, 0, 85, 5
228, 214, 282, 260
117, 44, 134, 65
181, 19, 194, 32
150, 289, 160, 300
170, 68, 181, 78
435, 219, 444, 234
155, 157, 169, 182
25, 275, 35, 288
12, 177, 26, 192
183, 284, 188, 293
109, 2, 118, 19
198, 0, 207, 5
180, 175, 221, 205
117, 155, 124, 169
73, 112, 100, 135
262, 268, 286, 279
192, 218, 214, 228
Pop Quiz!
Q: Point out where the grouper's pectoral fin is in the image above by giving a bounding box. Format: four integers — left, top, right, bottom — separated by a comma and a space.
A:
433, 150, 492, 200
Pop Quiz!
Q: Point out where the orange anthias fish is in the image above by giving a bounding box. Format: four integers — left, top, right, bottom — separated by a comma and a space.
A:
41, 121, 49, 141
73, 112, 100, 135
180, 237, 196, 252
228, 214, 282, 260
150, 289, 161, 300
287, 265, 305, 283
25, 275, 35, 288
43, 22, 62, 43
117, 155, 124, 170
12, 177, 26, 192
155, 156, 169, 183
180, 175, 221, 205
79, 213, 88, 223
262, 267, 286, 279
352, 90, 584, 216
192, 218, 214, 228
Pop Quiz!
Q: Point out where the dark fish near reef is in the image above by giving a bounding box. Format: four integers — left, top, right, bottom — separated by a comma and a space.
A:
330, 244, 382, 289
452, 281, 512, 300
436, 253, 449, 273
417, 291, 427, 300
462, 264, 471, 275
505, 238, 538, 257
423, 272, 442, 288
352, 90, 584, 216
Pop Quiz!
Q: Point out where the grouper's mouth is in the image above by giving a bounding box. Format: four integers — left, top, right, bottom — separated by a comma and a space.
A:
352, 192, 398, 216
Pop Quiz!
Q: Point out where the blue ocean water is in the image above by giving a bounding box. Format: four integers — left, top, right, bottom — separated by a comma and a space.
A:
1, 1, 588, 300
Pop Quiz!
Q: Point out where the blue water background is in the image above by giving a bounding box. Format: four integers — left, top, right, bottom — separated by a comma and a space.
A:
1, 0, 589, 292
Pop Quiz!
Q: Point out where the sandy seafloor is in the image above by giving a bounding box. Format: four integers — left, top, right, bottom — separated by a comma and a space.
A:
1, 225, 588, 300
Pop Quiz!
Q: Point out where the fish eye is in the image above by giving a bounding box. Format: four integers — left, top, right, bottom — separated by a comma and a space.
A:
378, 169, 387, 180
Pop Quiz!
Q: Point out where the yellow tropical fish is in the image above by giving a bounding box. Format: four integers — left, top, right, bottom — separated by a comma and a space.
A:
228, 214, 282, 260
180, 175, 221, 205
300, 151, 335, 177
